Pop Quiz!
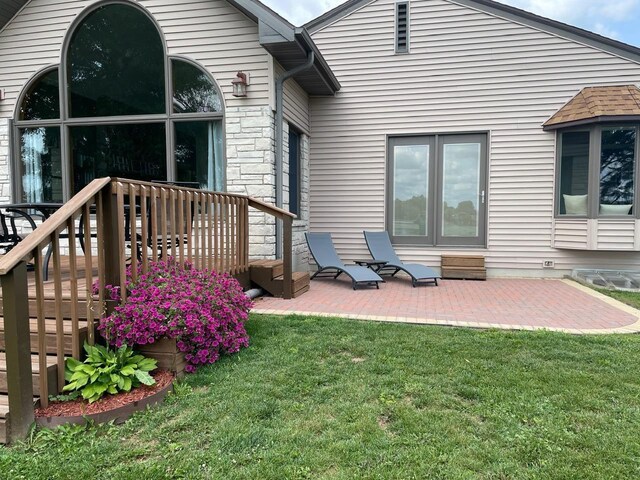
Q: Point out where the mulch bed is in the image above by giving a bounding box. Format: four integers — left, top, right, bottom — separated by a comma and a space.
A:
35, 370, 175, 418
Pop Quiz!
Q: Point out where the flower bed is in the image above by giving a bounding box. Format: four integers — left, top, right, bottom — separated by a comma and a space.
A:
98, 259, 252, 373
35, 370, 174, 428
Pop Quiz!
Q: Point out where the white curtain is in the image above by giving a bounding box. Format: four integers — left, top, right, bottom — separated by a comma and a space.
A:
211, 120, 224, 191
21, 128, 46, 203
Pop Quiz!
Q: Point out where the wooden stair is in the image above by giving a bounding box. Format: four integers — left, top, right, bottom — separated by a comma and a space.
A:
0, 395, 8, 444
250, 260, 310, 298
0, 304, 87, 444
0, 352, 59, 445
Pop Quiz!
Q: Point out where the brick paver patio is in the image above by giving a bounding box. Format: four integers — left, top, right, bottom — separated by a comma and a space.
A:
253, 276, 640, 334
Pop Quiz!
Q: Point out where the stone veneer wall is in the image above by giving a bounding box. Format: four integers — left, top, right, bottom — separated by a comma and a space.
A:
0, 118, 11, 203
225, 105, 277, 260
225, 105, 311, 269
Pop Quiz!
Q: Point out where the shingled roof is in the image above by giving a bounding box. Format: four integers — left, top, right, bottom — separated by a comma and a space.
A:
544, 85, 640, 130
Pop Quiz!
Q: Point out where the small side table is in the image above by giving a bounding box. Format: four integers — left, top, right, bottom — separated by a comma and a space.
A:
353, 259, 388, 272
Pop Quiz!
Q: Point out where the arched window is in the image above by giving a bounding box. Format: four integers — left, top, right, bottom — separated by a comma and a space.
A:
19, 69, 59, 121
13, 2, 224, 202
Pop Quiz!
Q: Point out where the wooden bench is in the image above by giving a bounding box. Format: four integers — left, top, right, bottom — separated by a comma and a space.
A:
441, 255, 486, 280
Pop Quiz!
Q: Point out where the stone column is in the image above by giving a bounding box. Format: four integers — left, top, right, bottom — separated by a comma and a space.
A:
225, 106, 277, 260
0, 118, 11, 203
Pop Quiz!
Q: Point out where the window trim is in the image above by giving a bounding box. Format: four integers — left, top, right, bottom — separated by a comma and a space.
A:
386, 132, 488, 248
11, 0, 226, 202
555, 123, 640, 219
395, 1, 410, 54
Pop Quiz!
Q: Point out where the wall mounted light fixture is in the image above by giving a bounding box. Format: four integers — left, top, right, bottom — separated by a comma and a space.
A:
232, 72, 249, 98
0, 89, 5, 101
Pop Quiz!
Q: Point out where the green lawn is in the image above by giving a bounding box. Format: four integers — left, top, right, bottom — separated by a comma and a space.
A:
2, 315, 640, 479
597, 288, 640, 310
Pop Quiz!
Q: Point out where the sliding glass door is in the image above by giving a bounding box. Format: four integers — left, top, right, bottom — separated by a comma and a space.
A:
388, 134, 487, 247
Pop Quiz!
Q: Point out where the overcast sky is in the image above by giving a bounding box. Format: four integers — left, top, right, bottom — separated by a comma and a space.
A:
261, 0, 640, 47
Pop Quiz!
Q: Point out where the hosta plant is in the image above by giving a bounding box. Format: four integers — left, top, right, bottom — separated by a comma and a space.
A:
63, 343, 157, 403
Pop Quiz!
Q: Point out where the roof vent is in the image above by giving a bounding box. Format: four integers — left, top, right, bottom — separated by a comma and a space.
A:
396, 2, 409, 54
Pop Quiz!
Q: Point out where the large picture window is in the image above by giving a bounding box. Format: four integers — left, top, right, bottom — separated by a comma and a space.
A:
556, 125, 639, 217
13, 2, 225, 202
388, 134, 487, 247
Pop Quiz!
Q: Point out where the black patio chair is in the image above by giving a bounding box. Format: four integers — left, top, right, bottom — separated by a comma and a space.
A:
306, 232, 383, 290
1, 207, 50, 279
0, 210, 24, 254
364, 231, 440, 287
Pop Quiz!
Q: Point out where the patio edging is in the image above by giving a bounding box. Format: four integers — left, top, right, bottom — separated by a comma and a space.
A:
252, 279, 640, 335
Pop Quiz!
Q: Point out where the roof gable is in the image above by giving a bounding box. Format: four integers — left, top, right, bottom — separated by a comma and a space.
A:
0, 0, 340, 95
305, 0, 640, 65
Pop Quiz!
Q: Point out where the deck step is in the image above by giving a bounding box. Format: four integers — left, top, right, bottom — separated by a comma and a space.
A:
0, 297, 92, 320
0, 318, 87, 355
0, 394, 9, 419
0, 353, 59, 397
249, 260, 310, 298
272, 272, 311, 298
250, 260, 284, 279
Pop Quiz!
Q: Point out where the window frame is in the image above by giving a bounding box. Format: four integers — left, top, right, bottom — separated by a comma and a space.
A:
11, 1, 226, 202
288, 124, 302, 217
386, 132, 488, 248
554, 123, 640, 219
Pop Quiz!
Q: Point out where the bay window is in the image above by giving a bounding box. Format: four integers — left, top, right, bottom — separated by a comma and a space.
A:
556, 125, 639, 217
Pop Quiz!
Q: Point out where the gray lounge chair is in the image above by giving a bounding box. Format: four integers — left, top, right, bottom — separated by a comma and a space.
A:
364, 231, 440, 287
306, 232, 383, 290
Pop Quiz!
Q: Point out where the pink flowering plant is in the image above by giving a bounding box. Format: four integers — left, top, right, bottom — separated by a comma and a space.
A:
97, 259, 252, 373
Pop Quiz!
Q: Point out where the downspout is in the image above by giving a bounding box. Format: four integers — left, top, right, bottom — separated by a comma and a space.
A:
274, 50, 315, 258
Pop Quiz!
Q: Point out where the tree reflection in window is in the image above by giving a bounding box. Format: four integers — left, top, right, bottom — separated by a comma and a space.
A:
600, 127, 636, 211
14, 3, 226, 202
172, 60, 222, 114
67, 4, 165, 117
20, 69, 60, 121
70, 124, 167, 193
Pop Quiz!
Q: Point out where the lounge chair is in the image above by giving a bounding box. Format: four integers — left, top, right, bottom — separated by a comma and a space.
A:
364, 231, 440, 287
306, 232, 383, 290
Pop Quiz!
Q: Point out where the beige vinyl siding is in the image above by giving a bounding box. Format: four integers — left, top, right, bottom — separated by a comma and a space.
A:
553, 219, 589, 250
0, 0, 271, 119
596, 220, 637, 251
309, 0, 640, 276
275, 62, 310, 134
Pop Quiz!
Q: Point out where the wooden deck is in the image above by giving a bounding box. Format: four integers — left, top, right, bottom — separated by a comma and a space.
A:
0, 178, 300, 444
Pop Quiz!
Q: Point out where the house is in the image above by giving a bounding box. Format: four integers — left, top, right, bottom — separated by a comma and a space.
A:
1, 0, 640, 279
0, 0, 340, 274
306, 0, 640, 277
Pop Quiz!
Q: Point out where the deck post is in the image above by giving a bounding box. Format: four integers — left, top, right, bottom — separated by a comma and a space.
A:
101, 183, 123, 314
1, 262, 35, 443
283, 216, 293, 299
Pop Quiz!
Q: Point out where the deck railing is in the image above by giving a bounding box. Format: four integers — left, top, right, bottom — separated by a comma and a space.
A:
0, 178, 294, 442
